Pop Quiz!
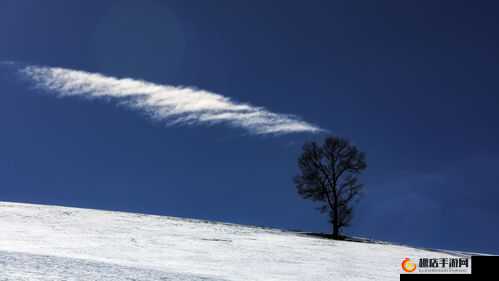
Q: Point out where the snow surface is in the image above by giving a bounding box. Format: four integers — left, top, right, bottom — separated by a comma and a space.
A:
0, 201, 465, 281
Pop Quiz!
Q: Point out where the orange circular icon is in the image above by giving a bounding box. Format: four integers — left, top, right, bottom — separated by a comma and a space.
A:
401, 258, 417, 272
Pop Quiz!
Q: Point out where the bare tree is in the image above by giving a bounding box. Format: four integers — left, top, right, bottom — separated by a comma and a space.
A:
294, 136, 367, 239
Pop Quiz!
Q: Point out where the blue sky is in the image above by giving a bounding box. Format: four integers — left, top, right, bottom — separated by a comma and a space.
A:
1, 0, 498, 254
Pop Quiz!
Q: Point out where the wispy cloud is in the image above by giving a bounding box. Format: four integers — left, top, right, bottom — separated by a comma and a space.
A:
14, 64, 323, 135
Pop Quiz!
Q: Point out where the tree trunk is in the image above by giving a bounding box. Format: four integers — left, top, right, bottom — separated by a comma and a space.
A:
332, 219, 339, 239
332, 193, 339, 239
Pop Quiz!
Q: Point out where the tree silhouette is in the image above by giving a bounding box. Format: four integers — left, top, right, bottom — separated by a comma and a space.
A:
294, 136, 367, 239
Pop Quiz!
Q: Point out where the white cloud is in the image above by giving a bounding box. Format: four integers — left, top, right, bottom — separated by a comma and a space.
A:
18, 65, 323, 135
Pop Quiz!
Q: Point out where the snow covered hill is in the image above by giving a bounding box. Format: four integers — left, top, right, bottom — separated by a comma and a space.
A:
0, 201, 465, 281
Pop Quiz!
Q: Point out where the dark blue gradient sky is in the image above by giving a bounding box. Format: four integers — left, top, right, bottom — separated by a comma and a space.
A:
1, 0, 498, 254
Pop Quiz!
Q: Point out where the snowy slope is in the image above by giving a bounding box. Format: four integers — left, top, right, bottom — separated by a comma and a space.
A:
0, 202, 464, 281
